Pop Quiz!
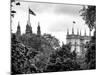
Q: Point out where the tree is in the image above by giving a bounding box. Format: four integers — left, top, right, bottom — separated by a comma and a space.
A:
80, 5, 96, 69
85, 35, 96, 69
44, 43, 80, 72
80, 6, 96, 31
43, 34, 60, 49
11, 33, 38, 74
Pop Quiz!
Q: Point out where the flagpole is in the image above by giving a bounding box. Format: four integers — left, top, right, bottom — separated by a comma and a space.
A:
73, 21, 75, 29
73, 21, 75, 34
28, 6, 30, 25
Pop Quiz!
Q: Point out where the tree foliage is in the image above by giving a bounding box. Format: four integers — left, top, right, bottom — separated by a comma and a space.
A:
85, 33, 96, 69
11, 33, 39, 74
44, 43, 80, 72
43, 34, 60, 49
80, 5, 96, 69
80, 6, 96, 31
11, 32, 81, 74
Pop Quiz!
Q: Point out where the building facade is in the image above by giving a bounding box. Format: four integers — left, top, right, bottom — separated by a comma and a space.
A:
16, 20, 41, 37
66, 28, 91, 56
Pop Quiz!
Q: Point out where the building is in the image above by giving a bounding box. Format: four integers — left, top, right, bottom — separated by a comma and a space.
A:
25, 21, 33, 34
15, 19, 42, 49
16, 20, 41, 37
66, 27, 91, 56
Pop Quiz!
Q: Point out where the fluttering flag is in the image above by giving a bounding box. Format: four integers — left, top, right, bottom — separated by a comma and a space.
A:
29, 8, 36, 16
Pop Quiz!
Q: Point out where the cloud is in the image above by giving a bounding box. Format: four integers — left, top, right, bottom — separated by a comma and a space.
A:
18, 2, 83, 17
47, 15, 73, 32
53, 4, 83, 16
27, 2, 83, 17
12, 1, 91, 44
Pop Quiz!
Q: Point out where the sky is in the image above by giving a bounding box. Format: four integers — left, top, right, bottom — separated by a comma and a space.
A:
11, 1, 91, 45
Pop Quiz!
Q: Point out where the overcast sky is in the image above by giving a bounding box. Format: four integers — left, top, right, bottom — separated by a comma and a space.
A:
11, 1, 91, 45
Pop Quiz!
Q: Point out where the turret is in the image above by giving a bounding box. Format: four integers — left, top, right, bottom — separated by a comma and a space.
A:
37, 22, 41, 36
25, 7, 32, 34
25, 21, 32, 34
16, 22, 21, 36
72, 21, 75, 35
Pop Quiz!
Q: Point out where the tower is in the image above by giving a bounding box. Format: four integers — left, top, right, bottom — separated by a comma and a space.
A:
16, 22, 21, 37
37, 22, 41, 36
25, 22, 32, 34
25, 7, 33, 34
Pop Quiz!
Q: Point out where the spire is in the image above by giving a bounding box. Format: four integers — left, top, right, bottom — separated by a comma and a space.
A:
72, 21, 75, 35
84, 29, 86, 36
37, 22, 41, 36
77, 28, 79, 35
25, 23, 32, 34
67, 28, 69, 35
16, 22, 21, 36
27, 6, 30, 25
72, 27, 74, 35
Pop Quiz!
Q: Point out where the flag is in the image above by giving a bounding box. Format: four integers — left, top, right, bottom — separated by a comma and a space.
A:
73, 21, 76, 24
29, 8, 36, 16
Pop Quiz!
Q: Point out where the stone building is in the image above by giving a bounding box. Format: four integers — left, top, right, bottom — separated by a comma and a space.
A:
66, 27, 91, 56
